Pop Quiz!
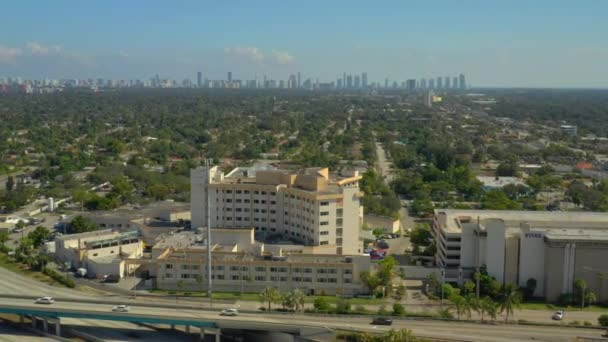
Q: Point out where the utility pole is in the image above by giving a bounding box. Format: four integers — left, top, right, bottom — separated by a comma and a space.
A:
205, 159, 213, 308
476, 267, 480, 299
440, 268, 445, 308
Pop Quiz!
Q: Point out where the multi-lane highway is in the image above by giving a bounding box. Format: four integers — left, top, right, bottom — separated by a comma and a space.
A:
1, 297, 606, 342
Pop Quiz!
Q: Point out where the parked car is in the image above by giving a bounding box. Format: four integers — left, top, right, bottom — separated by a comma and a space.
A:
112, 305, 130, 312
372, 317, 393, 325
220, 308, 239, 316
35, 297, 55, 304
552, 310, 564, 320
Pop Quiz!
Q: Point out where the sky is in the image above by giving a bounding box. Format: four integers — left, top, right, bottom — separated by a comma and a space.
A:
1, 0, 608, 88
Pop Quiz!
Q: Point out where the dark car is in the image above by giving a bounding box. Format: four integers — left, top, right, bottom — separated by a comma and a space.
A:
372, 317, 393, 326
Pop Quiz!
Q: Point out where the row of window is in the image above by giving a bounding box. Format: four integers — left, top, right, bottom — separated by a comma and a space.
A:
165, 264, 351, 275
166, 274, 349, 284
222, 190, 277, 196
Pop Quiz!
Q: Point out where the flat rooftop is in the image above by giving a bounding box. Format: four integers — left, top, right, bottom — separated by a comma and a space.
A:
435, 209, 608, 234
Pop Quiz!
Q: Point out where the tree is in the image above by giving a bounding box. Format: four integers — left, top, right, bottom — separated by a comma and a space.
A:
598, 314, 608, 327
498, 283, 521, 322
360, 271, 381, 295
496, 162, 519, 177
0, 231, 9, 246
450, 295, 470, 320
290, 289, 306, 312
481, 189, 522, 210
392, 303, 405, 316
463, 280, 476, 296
146, 183, 170, 201
259, 287, 280, 311
28, 226, 51, 247
466, 295, 481, 320
574, 278, 587, 307
335, 298, 352, 314
5, 176, 14, 192
481, 297, 499, 322
377, 256, 398, 297
313, 296, 331, 312
69, 215, 97, 234
524, 278, 537, 299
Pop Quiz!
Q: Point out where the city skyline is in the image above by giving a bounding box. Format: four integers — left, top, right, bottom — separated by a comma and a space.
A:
1, 1, 608, 88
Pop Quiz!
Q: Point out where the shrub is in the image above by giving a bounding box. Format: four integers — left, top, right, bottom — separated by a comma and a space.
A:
313, 297, 331, 312
354, 305, 368, 314
569, 320, 580, 326
598, 314, 608, 327
42, 267, 75, 288
392, 303, 406, 316
436, 308, 454, 319
377, 305, 390, 316
335, 299, 352, 314
584, 321, 593, 326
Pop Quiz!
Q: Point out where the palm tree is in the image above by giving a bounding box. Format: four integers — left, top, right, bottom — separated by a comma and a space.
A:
450, 295, 470, 320
466, 295, 481, 320
498, 283, 521, 322
290, 289, 306, 312
259, 287, 280, 311
480, 297, 498, 322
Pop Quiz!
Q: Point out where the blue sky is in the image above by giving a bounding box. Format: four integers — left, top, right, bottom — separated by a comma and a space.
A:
1, 0, 608, 87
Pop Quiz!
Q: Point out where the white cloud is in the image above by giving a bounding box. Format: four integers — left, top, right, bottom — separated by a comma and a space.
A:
0, 45, 23, 63
26, 42, 61, 55
224, 46, 265, 64
271, 49, 294, 65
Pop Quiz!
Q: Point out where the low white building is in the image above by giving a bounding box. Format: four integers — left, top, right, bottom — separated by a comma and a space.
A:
54, 229, 143, 278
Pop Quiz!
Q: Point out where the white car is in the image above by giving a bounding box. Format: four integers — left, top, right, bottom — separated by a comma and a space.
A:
112, 305, 130, 312
220, 308, 239, 316
552, 310, 564, 320
35, 297, 55, 304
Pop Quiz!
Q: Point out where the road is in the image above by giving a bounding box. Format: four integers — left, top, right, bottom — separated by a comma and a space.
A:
0, 323, 55, 341
1, 297, 606, 342
375, 142, 394, 183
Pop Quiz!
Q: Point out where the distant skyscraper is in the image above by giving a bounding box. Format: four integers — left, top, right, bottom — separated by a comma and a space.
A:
452, 76, 458, 89
227, 72, 232, 83
337, 78, 343, 89
445, 76, 450, 89
289, 74, 297, 88
436, 77, 442, 89
297, 72, 301, 88
197, 72, 202, 87
424, 90, 433, 108
346, 75, 353, 88
459, 73, 466, 89
420, 78, 427, 89
361, 72, 368, 88
354, 75, 361, 88
384, 78, 389, 88
343, 72, 347, 88
406, 79, 416, 91
428, 78, 435, 89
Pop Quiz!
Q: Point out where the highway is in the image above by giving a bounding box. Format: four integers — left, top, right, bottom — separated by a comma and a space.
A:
1, 297, 606, 342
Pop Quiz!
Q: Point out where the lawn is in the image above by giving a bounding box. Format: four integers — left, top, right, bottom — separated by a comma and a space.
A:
148, 289, 383, 304
520, 300, 608, 312
0, 253, 64, 287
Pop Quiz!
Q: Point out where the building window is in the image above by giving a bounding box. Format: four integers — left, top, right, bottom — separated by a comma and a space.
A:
320, 201, 329, 206
226, 199, 232, 203
320, 241, 329, 245
254, 191, 260, 195
255, 276, 266, 281
344, 269, 352, 274
181, 274, 191, 279
165, 273, 173, 278
236, 199, 242, 203
230, 266, 239, 271
255, 267, 265, 272
236, 208, 242, 212
271, 192, 276, 196
303, 268, 313, 273
166, 264, 173, 269
320, 221, 329, 226
261, 191, 267, 195
236, 190, 242, 194
270, 201, 276, 205
320, 231, 329, 235
232, 275, 240, 280
244, 190, 250, 194
303, 277, 312, 282
280, 277, 288, 282
244, 199, 250, 203
226, 190, 232, 194
216, 275, 225, 280
254, 200, 260, 204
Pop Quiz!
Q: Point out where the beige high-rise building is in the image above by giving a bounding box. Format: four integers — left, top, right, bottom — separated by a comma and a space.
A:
191, 165, 364, 255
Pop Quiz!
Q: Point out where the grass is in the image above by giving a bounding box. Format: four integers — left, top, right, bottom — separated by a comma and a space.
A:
0, 253, 64, 286
147, 289, 383, 304
520, 300, 608, 312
